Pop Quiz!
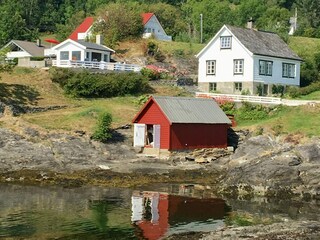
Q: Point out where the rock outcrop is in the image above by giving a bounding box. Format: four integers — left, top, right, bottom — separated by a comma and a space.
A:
217, 135, 320, 199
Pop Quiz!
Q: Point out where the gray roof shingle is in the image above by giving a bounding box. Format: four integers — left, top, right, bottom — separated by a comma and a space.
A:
153, 96, 231, 124
10, 40, 47, 57
77, 41, 114, 52
226, 25, 302, 61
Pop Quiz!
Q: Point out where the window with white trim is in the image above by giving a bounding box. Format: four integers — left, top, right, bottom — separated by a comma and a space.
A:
60, 51, 69, 60
209, 82, 217, 92
259, 60, 273, 76
234, 82, 242, 91
220, 36, 232, 49
234, 59, 244, 74
206, 60, 216, 75
282, 63, 295, 78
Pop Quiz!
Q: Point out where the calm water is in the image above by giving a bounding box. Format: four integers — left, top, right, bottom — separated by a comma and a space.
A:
0, 183, 319, 240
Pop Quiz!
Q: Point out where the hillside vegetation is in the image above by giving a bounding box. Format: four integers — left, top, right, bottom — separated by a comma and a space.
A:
0, 68, 189, 134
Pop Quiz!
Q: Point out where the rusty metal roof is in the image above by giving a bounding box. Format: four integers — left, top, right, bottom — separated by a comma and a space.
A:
153, 96, 231, 124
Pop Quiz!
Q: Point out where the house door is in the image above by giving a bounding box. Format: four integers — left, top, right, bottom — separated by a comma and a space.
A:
134, 123, 146, 147
153, 125, 161, 148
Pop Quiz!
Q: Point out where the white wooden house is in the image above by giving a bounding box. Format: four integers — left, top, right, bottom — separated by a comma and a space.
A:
50, 37, 114, 65
2, 40, 48, 68
142, 13, 172, 41
196, 24, 302, 95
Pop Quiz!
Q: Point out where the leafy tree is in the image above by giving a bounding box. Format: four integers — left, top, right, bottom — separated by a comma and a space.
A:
0, 0, 36, 45
296, 0, 320, 28
94, 2, 143, 47
142, 2, 187, 38
56, 11, 86, 41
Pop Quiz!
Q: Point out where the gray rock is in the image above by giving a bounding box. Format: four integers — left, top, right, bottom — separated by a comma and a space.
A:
296, 143, 320, 163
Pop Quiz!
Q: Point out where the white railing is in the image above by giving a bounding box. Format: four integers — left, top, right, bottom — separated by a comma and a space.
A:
52, 60, 142, 72
196, 92, 282, 104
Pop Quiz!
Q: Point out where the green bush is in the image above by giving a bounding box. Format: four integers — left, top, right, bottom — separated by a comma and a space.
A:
272, 84, 285, 96
92, 112, 113, 142
141, 68, 161, 80
287, 81, 320, 98
49, 67, 75, 87
236, 102, 269, 121
30, 56, 45, 61
63, 71, 149, 98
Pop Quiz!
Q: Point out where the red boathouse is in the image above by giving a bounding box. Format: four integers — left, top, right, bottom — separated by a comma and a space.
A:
132, 96, 231, 151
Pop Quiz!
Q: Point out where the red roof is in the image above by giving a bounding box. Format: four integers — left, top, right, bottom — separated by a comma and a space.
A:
142, 13, 154, 25
69, 17, 94, 41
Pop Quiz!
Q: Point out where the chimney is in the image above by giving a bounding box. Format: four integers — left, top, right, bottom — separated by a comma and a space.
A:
96, 34, 103, 45
36, 39, 41, 47
247, 18, 254, 29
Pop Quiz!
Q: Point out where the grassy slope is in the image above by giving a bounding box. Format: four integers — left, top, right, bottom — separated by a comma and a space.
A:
0, 67, 188, 133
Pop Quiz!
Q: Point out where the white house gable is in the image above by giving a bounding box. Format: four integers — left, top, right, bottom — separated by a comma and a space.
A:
143, 14, 172, 41
198, 26, 253, 93
197, 25, 302, 95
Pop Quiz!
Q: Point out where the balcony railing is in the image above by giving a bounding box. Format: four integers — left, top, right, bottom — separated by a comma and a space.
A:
52, 60, 142, 72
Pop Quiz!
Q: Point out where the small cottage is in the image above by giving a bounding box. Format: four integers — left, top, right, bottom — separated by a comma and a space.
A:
2, 40, 47, 68
142, 13, 172, 41
132, 96, 231, 151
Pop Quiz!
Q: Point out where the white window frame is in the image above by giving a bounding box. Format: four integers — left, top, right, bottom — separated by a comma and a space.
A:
234, 59, 244, 75
259, 60, 273, 76
206, 60, 216, 75
282, 63, 295, 78
234, 82, 242, 92
60, 51, 69, 60
209, 82, 217, 92
220, 36, 232, 49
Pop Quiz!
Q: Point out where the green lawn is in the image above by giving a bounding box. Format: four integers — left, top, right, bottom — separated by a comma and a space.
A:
288, 36, 320, 62
237, 105, 320, 137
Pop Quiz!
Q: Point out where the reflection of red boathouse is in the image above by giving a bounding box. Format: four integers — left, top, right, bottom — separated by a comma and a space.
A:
131, 191, 227, 240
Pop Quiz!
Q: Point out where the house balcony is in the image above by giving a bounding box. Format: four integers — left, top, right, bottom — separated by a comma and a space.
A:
52, 60, 143, 72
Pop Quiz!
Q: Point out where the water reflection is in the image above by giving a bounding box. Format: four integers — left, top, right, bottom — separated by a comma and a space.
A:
131, 189, 229, 240
0, 183, 319, 240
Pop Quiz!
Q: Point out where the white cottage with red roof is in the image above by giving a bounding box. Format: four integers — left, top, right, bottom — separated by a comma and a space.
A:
142, 13, 172, 41
69, 17, 94, 41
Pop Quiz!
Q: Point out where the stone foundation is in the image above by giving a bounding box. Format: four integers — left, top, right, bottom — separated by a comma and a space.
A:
198, 82, 285, 96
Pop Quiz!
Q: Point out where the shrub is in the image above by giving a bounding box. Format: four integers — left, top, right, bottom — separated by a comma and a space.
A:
91, 112, 113, 142
272, 84, 285, 96
30, 57, 45, 61
286, 86, 301, 98
236, 102, 269, 121
49, 67, 75, 87
63, 71, 149, 98
256, 84, 263, 96
141, 68, 161, 80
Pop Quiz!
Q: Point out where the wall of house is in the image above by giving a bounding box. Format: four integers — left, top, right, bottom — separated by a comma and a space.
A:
198, 27, 254, 94
253, 55, 300, 86
143, 15, 172, 41
18, 57, 45, 68
134, 101, 171, 149
198, 81, 255, 95
6, 51, 32, 59
170, 123, 228, 150
55, 42, 85, 62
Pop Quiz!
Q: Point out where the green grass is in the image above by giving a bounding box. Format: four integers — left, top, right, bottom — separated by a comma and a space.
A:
237, 105, 320, 137
298, 90, 320, 100
288, 36, 320, 62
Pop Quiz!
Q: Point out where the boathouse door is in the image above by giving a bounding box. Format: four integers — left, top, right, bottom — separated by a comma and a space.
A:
134, 123, 146, 147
